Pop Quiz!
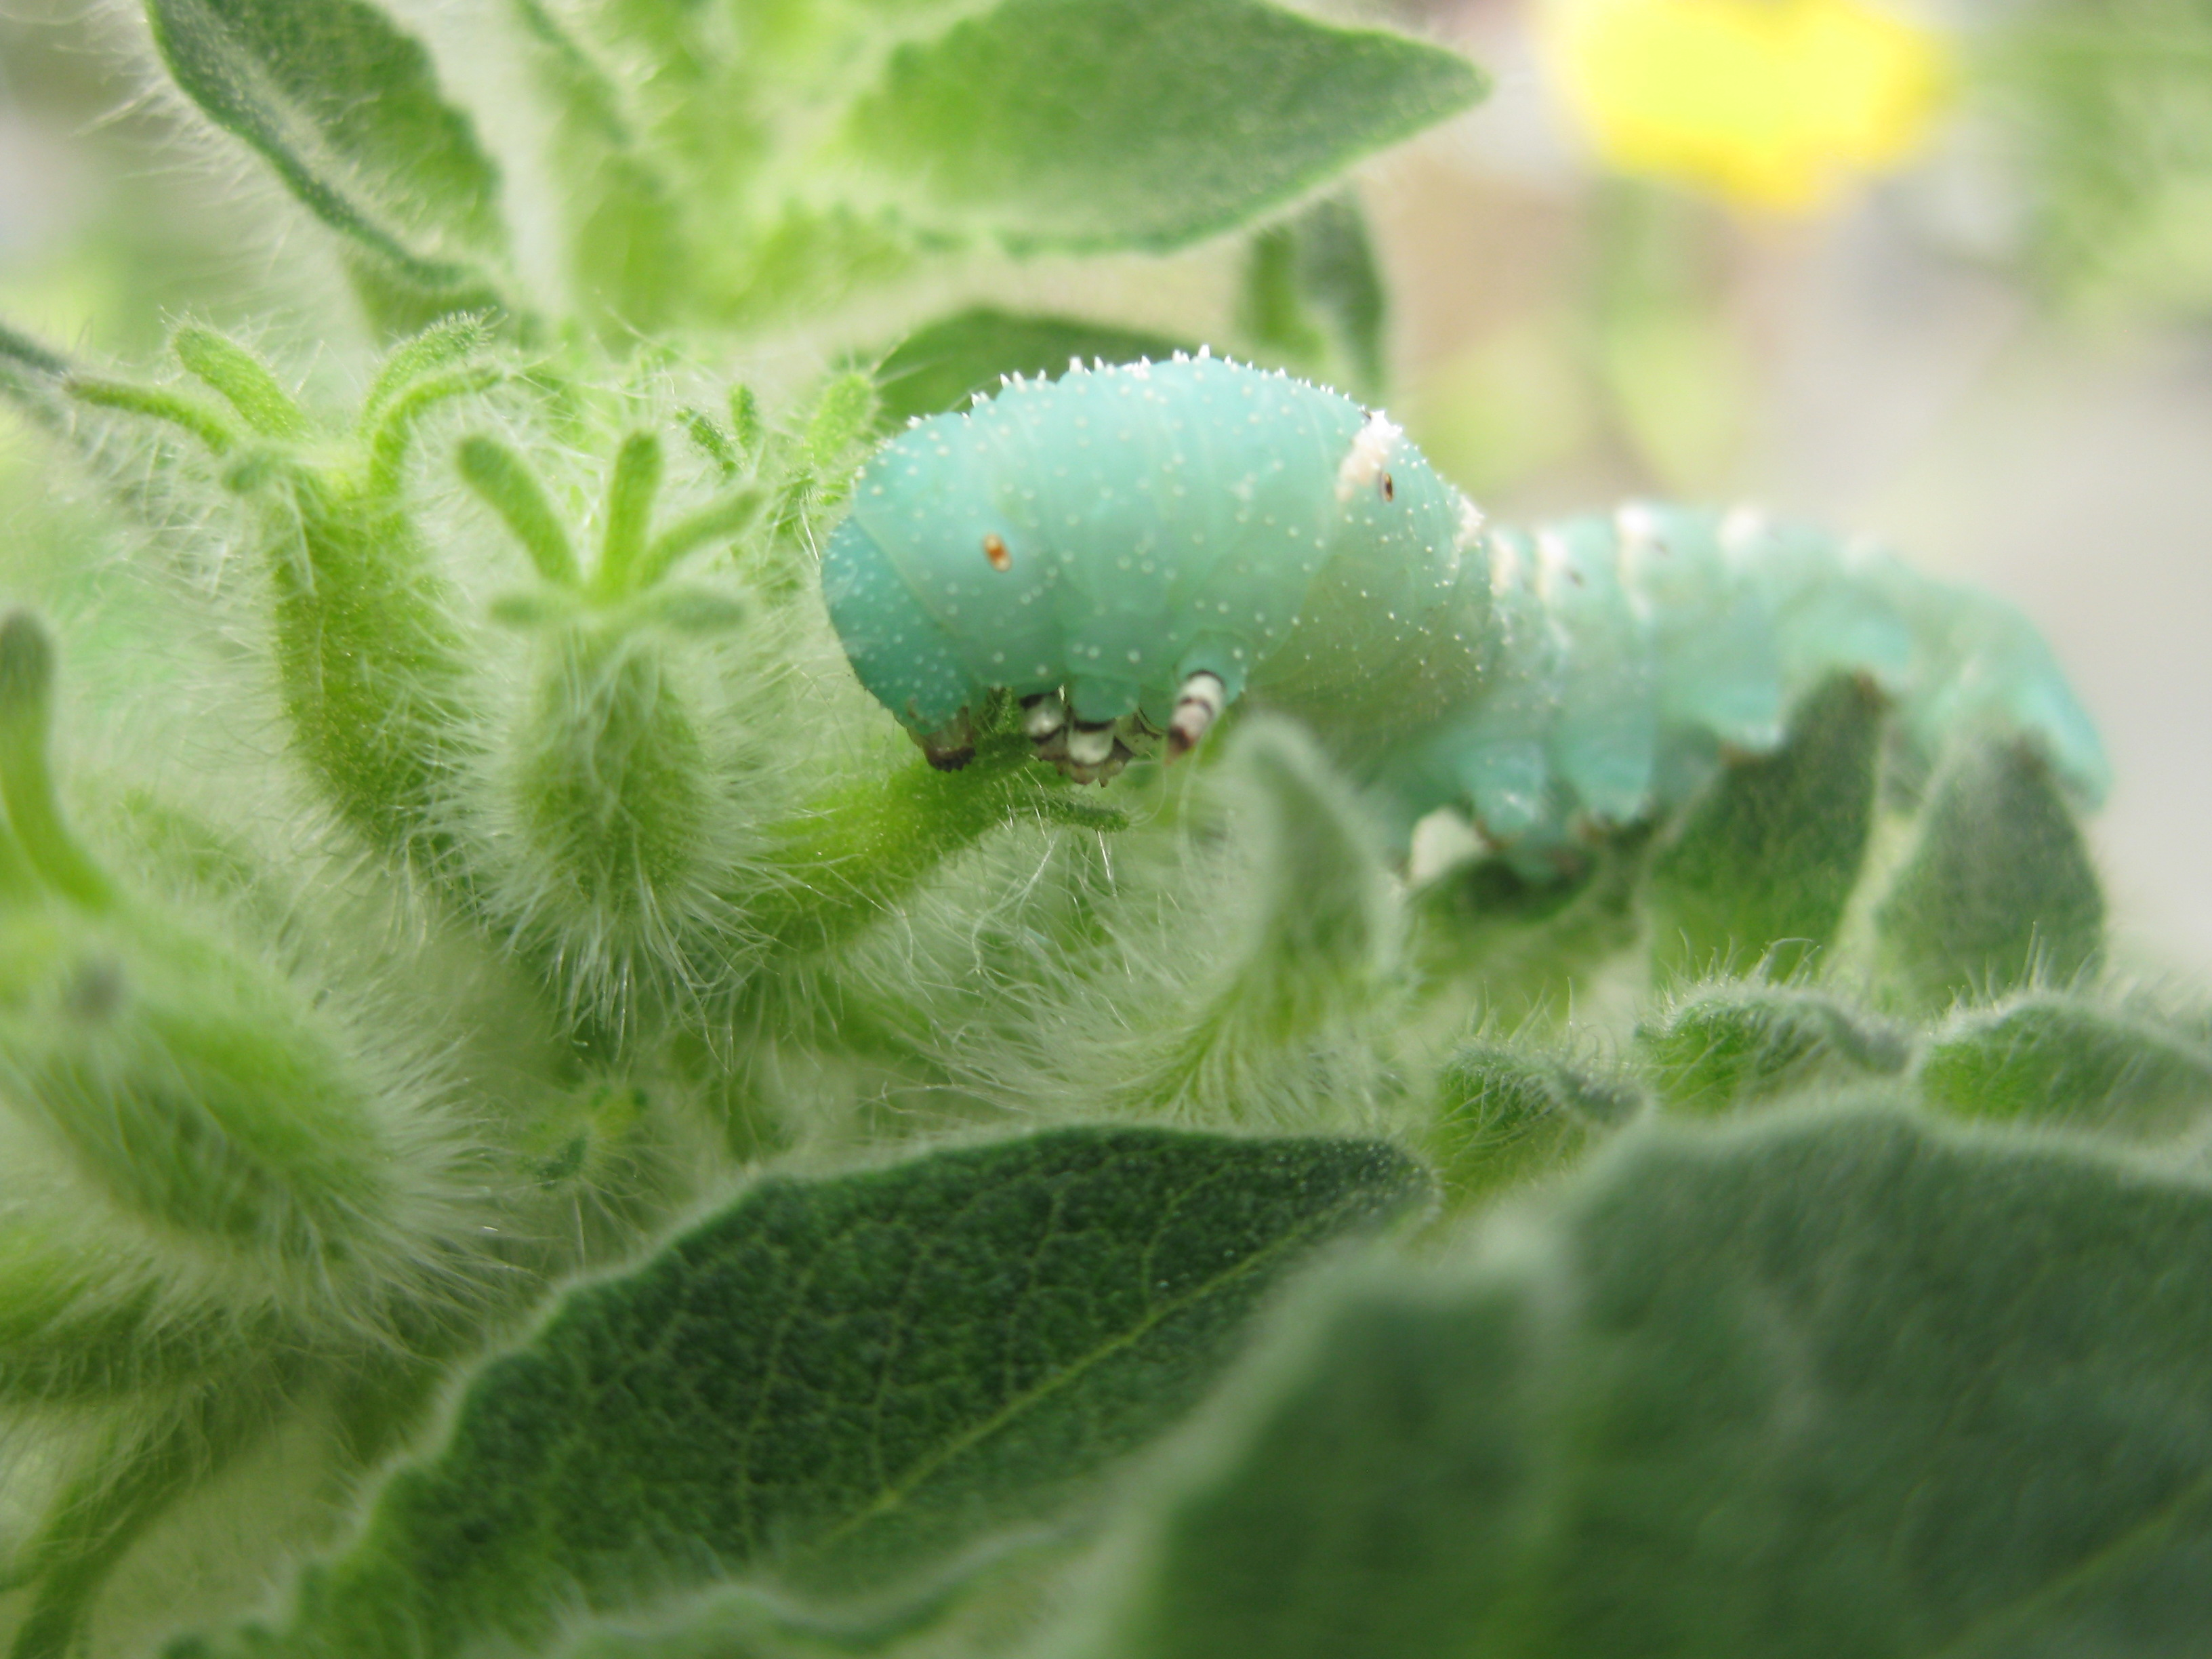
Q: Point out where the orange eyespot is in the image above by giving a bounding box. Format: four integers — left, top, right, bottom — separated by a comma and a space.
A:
983, 533, 1012, 571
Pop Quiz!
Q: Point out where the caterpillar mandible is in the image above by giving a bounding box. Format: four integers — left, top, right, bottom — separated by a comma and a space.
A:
821, 352, 2108, 859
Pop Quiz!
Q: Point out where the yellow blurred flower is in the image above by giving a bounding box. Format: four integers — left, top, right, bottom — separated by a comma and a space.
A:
1536, 0, 1954, 211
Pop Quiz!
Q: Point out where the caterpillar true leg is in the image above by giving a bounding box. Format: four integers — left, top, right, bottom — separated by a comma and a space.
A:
1021, 691, 1069, 742
1067, 721, 1118, 771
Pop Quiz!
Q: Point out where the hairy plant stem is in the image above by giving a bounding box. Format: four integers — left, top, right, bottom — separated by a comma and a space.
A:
268, 477, 475, 873
743, 723, 1040, 961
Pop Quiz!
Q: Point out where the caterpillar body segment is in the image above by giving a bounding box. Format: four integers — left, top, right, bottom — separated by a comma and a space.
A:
821, 356, 2107, 861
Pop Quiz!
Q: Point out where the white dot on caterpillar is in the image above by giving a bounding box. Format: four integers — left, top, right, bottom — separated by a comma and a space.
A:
983, 533, 1011, 571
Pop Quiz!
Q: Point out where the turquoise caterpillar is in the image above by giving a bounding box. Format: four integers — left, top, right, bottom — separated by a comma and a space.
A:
821, 352, 2106, 864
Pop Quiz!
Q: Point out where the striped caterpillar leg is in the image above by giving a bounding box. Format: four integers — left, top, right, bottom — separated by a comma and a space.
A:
1015, 689, 1164, 784
1013, 669, 1227, 783
1169, 672, 1229, 757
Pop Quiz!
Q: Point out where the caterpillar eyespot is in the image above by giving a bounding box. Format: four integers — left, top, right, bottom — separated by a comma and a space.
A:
823, 355, 2109, 845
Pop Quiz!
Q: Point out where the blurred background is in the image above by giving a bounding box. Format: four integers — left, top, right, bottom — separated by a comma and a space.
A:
1, 0, 2207, 972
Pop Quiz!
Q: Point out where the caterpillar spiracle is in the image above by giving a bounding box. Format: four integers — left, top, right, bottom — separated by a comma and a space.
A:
821, 352, 2108, 861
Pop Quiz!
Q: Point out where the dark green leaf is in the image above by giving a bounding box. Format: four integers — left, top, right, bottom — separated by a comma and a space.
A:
841, 0, 1486, 252
1875, 738, 2104, 1011
0, 319, 70, 432
1920, 993, 2212, 1136
874, 308, 1190, 428
1057, 1100, 2212, 1659
1648, 674, 1885, 983
145, 0, 507, 302
1237, 193, 1387, 398
0, 319, 70, 382
176, 1127, 1425, 1659
1636, 982, 1912, 1113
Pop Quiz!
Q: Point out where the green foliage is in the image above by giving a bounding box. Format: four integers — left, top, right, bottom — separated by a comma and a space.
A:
1988, 0, 2212, 315
873, 310, 1191, 431
1237, 194, 1389, 399
1636, 982, 1911, 1113
1919, 992, 2212, 1136
1082, 720, 1401, 1123
181, 1129, 1423, 1659
0, 1, 2194, 1656
1874, 738, 2106, 1012
1647, 674, 1884, 982
1427, 1040, 1644, 1203
840, 0, 1486, 253
1047, 1101, 2212, 1658
146, 0, 510, 326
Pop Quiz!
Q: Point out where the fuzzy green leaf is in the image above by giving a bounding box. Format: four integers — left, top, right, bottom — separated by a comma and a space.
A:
177, 1127, 1425, 1659
144, 0, 507, 302
1427, 1040, 1643, 1203
512, 0, 690, 329
1920, 994, 2212, 1137
170, 327, 310, 442
840, 0, 1487, 252
1415, 830, 1654, 1020
1051, 1101, 2212, 1659
1875, 739, 2104, 1011
0, 613, 115, 910
1100, 719, 1399, 1122
1636, 982, 1912, 1114
457, 436, 579, 589
874, 308, 1190, 429
1648, 674, 1885, 982
1237, 194, 1388, 398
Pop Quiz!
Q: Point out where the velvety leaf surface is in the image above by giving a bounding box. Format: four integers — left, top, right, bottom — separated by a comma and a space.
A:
1049, 1101, 2212, 1658
1647, 674, 1885, 982
1636, 983, 1911, 1113
174, 1128, 1425, 1659
1920, 994, 2212, 1136
1427, 1040, 1642, 1203
1875, 740, 2104, 1012
840, 0, 1486, 251
874, 308, 1190, 429
146, 0, 506, 293
1237, 194, 1388, 398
